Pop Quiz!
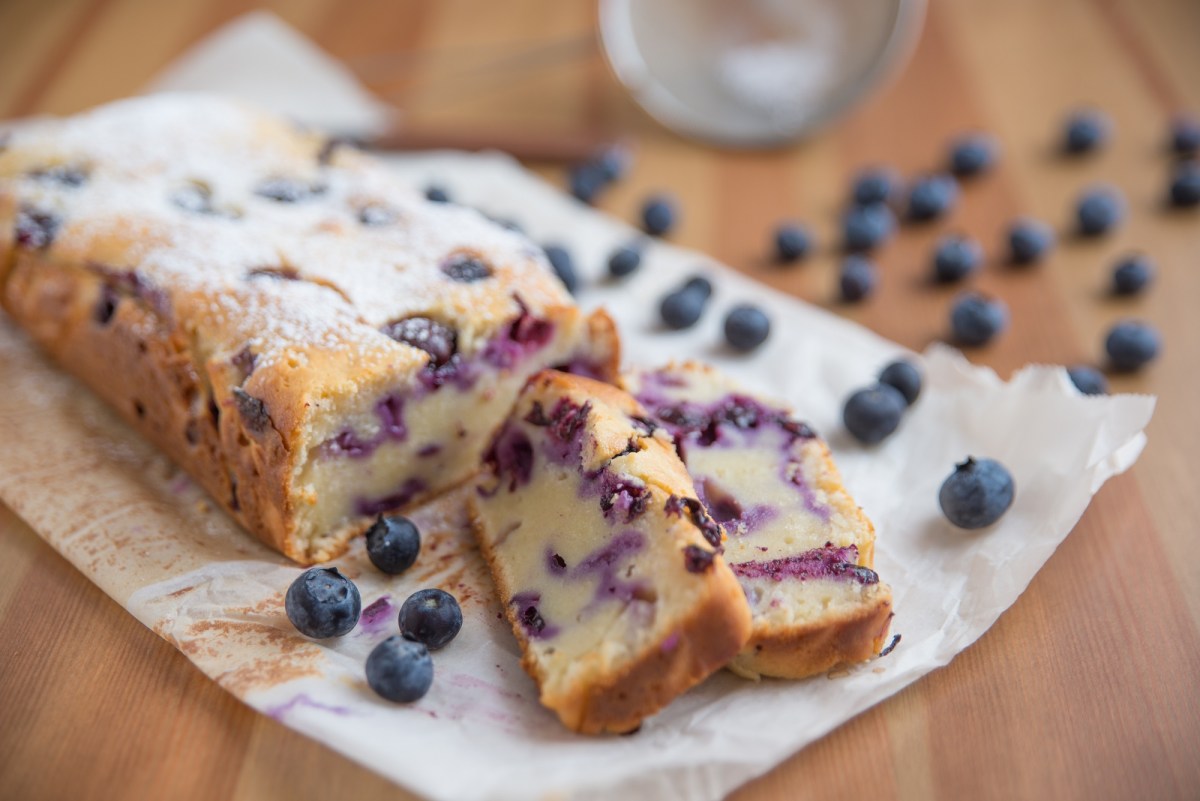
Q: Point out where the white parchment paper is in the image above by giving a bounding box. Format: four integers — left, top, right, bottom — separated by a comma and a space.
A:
0, 13, 1156, 801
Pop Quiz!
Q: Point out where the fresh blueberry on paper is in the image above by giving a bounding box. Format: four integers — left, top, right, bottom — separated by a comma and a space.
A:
594, 144, 632, 182
949, 133, 998, 178
1105, 320, 1161, 372
366, 636, 434, 703
607, 242, 643, 278
951, 292, 1008, 346
660, 289, 705, 330
851, 167, 897, 206
842, 384, 907, 444
939, 457, 1015, 529
774, 222, 812, 263
1076, 186, 1124, 236
842, 203, 895, 252
569, 162, 606, 204
1170, 115, 1200, 157
285, 567, 362, 639
1063, 109, 1110, 155
905, 174, 959, 222
723, 304, 771, 352
365, 514, 421, 575
682, 275, 713, 300
1007, 218, 1055, 265
425, 185, 450, 203
1111, 254, 1154, 296
878, 359, 922, 406
1067, 365, 1109, 396
933, 234, 983, 283
839, 256, 877, 302
543, 244, 579, 294
399, 589, 463, 651
641, 194, 677, 236
1169, 161, 1200, 208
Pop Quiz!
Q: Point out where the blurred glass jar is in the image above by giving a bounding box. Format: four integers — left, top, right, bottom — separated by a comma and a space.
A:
598, 0, 926, 147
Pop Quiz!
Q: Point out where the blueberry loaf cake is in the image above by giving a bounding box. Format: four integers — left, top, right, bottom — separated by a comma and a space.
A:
0, 94, 617, 564
621, 363, 892, 680
469, 370, 752, 733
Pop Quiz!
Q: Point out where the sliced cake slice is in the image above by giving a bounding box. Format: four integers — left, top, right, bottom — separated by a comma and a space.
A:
469, 370, 752, 734
621, 362, 893, 680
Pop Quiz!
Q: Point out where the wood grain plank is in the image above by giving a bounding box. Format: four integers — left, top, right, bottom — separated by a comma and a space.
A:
0, 0, 111, 118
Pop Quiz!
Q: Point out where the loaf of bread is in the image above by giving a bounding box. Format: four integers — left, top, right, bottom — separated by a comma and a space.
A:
469, 370, 752, 733
621, 363, 892, 680
0, 94, 618, 564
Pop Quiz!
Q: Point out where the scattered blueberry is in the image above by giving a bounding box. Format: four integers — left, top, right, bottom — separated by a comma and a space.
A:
851, 167, 897, 206
1007, 218, 1055, 265
1169, 161, 1200, 208
1105, 320, 1161, 372
1170, 115, 1200, 157
1076, 186, 1124, 236
1111, 254, 1154, 296
285, 567, 362, 639
366, 636, 434, 703
1063, 109, 1110, 155
949, 133, 998, 178
878, 359, 922, 406
660, 289, 706, 330
842, 203, 896, 252
842, 384, 907, 444
774, 222, 813, 263
543, 244, 579, 294
641, 194, 677, 236
398, 588, 463, 651
933, 234, 983, 283
365, 514, 421, 575
425, 185, 450, 203
839, 256, 877, 302
906, 174, 959, 222
594, 144, 632, 182
938, 457, 1015, 529
1066, 365, 1108, 396
723, 304, 771, 352
569, 162, 606, 204
682, 275, 713, 301
950, 292, 1008, 346
607, 242, 643, 278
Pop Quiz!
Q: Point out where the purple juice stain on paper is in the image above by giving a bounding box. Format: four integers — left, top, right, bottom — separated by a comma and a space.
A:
359, 595, 394, 634
265, 693, 353, 721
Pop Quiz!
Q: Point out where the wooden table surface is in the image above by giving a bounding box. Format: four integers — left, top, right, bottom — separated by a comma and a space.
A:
2, 1, 1198, 799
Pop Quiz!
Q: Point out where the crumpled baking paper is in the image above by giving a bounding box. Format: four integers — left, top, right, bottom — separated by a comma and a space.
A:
0, 12, 1156, 801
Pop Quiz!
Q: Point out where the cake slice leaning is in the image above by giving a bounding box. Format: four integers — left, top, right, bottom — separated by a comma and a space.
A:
469, 370, 752, 734
621, 362, 893, 680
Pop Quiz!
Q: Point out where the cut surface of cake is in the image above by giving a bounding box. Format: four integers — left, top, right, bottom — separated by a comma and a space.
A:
469, 370, 752, 733
0, 94, 617, 564
621, 363, 892, 680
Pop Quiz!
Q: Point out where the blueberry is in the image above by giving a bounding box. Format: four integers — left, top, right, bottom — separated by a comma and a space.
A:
594, 144, 632, 182
365, 514, 421, 575
842, 203, 896, 252
1076, 186, 1124, 236
851, 168, 896, 205
842, 384, 907, 444
1066, 365, 1108, 395
255, 177, 324, 203
543, 244, 579, 294
878, 359, 922, 406
569, 163, 606, 204
1169, 161, 1200, 208
383, 317, 457, 366
1170, 115, 1200, 157
1105, 320, 1161, 372
1007, 218, 1055, 265
366, 636, 434, 703
607, 243, 643, 278
660, 289, 705, 330
723, 304, 771, 351
14, 205, 61, 250
1063, 109, 1110, 155
949, 133, 998, 178
839, 256, 877, 303
641, 195, 677, 236
774, 222, 812, 263
1111, 254, 1154, 296
682, 275, 713, 300
939, 457, 1015, 529
933, 234, 983, 283
285, 567, 362, 639
950, 292, 1007, 346
398, 588, 463, 650
441, 254, 492, 283
906, 174, 959, 222
425, 185, 450, 203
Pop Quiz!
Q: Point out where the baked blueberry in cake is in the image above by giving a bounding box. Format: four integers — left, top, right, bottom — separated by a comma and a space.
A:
621, 363, 893, 680
0, 94, 618, 564
469, 370, 752, 734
